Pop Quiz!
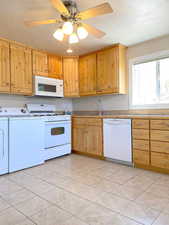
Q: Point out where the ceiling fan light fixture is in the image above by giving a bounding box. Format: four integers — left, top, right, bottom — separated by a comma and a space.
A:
69, 32, 79, 44
77, 26, 88, 39
62, 21, 73, 35
53, 28, 64, 41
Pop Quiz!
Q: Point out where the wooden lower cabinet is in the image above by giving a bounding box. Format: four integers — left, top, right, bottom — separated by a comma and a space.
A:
133, 140, 149, 151
151, 141, 169, 154
72, 126, 87, 153
151, 130, 169, 142
133, 119, 169, 174
133, 149, 149, 166
132, 129, 149, 140
150, 119, 169, 130
72, 117, 103, 157
151, 152, 169, 170
132, 119, 149, 129
132, 119, 150, 167
72, 117, 169, 174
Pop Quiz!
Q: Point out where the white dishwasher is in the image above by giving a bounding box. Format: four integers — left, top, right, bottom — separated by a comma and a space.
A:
103, 119, 132, 165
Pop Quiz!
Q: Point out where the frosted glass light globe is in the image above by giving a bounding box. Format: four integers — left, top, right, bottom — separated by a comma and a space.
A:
53, 28, 64, 41
69, 32, 79, 44
62, 22, 73, 35
77, 26, 88, 39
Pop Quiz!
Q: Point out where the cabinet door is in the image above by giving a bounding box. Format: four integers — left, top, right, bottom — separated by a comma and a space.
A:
79, 53, 96, 96
63, 57, 79, 97
72, 126, 87, 153
0, 119, 8, 175
10, 44, 32, 95
86, 125, 103, 156
33, 50, 48, 76
97, 47, 119, 94
48, 54, 62, 79
72, 118, 103, 156
0, 40, 10, 93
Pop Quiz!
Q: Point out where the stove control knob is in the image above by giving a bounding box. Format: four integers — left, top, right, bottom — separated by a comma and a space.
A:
21, 109, 26, 114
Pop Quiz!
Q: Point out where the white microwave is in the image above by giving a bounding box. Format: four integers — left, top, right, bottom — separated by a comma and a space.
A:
34, 76, 64, 97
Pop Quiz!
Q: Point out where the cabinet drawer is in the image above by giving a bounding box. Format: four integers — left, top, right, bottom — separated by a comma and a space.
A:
151, 152, 169, 170
133, 149, 149, 165
73, 118, 102, 127
133, 140, 149, 151
151, 141, 169, 154
151, 120, 169, 130
132, 120, 149, 129
151, 130, 169, 142
132, 129, 149, 140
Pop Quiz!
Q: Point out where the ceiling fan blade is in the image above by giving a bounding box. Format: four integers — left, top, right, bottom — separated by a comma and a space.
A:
50, 0, 70, 16
25, 19, 61, 27
82, 23, 105, 38
77, 3, 113, 20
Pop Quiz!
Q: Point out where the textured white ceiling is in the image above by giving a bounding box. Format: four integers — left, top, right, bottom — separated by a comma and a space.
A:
0, 0, 169, 55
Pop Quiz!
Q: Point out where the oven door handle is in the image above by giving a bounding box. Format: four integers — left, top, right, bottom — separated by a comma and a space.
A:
45, 120, 71, 125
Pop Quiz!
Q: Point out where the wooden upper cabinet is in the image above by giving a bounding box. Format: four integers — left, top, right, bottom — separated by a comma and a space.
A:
10, 44, 32, 95
33, 50, 48, 76
48, 54, 62, 79
97, 44, 127, 94
63, 57, 79, 97
79, 53, 96, 96
0, 40, 10, 93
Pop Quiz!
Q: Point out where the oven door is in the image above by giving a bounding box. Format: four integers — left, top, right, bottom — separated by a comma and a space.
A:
45, 120, 71, 149
35, 76, 63, 97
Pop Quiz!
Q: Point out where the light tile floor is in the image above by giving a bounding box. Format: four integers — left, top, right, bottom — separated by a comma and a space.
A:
0, 154, 169, 225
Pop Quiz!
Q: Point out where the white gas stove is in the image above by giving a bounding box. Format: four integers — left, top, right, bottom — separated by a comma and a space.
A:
26, 104, 72, 160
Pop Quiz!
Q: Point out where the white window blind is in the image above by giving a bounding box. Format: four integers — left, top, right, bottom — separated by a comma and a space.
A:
131, 57, 169, 107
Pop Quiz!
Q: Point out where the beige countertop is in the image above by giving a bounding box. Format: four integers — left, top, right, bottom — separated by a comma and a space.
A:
72, 113, 169, 119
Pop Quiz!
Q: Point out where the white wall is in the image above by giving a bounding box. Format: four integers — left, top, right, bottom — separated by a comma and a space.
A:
0, 94, 73, 111
73, 35, 169, 111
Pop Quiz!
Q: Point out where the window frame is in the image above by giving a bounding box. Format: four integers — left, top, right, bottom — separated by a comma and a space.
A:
129, 50, 169, 109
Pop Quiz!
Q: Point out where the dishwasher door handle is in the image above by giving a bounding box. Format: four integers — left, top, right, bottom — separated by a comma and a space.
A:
104, 120, 131, 126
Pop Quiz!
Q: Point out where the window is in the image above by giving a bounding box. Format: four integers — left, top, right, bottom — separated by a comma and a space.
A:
131, 56, 169, 107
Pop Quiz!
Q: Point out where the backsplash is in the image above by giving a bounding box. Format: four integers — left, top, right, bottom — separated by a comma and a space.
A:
0, 94, 73, 111
73, 95, 129, 111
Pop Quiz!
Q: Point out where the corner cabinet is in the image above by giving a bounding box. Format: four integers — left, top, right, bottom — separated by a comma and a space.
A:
33, 50, 48, 76
79, 53, 97, 96
0, 40, 10, 93
10, 44, 32, 95
48, 54, 63, 79
72, 117, 103, 157
63, 57, 79, 97
97, 45, 127, 94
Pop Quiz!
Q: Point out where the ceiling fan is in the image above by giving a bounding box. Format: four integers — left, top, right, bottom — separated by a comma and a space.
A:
25, 0, 113, 45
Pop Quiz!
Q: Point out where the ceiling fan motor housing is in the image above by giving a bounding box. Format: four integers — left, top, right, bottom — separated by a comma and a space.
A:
62, 0, 78, 17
